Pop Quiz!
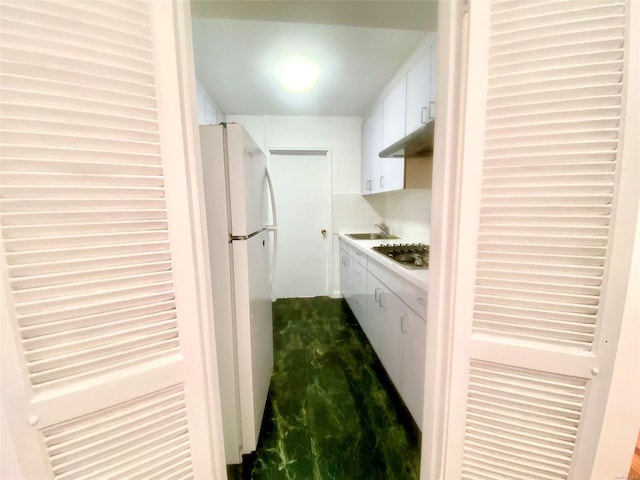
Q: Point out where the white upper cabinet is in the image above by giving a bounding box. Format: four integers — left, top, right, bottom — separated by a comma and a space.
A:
405, 50, 432, 134
381, 156, 405, 192
361, 34, 437, 195
361, 104, 383, 195
382, 78, 407, 150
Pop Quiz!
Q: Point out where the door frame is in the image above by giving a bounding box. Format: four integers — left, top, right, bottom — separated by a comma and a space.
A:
158, 1, 228, 477
266, 147, 333, 298
418, 1, 468, 478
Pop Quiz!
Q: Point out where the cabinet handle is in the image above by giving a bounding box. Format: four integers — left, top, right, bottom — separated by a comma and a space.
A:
355, 250, 362, 256
380, 176, 384, 188
379, 291, 385, 307
401, 313, 408, 333
421, 106, 428, 124
374, 287, 380, 302
417, 296, 426, 306
429, 101, 436, 120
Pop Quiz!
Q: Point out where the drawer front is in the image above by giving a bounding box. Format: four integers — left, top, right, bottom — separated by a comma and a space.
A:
348, 244, 368, 267
368, 257, 427, 319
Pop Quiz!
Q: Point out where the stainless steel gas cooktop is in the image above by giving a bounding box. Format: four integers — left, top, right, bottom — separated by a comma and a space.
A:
372, 243, 429, 269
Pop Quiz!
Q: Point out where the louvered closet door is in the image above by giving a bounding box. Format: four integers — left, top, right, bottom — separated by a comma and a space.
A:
444, 1, 637, 479
0, 1, 216, 478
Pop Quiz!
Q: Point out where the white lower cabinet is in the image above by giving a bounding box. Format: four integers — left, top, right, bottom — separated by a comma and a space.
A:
340, 239, 427, 428
340, 248, 352, 307
379, 283, 404, 393
400, 306, 426, 426
366, 272, 385, 360
340, 243, 367, 329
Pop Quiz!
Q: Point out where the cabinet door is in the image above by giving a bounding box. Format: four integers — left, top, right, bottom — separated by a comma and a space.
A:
405, 51, 431, 135
349, 257, 367, 328
401, 308, 427, 427
381, 156, 405, 192
366, 272, 385, 357
382, 78, 407, 150
340, 248, 352, 306
361, 104, 383, 195
380, 288, 403, 392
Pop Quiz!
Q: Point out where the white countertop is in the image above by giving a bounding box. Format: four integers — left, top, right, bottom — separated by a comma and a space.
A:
338, 233, 429, 292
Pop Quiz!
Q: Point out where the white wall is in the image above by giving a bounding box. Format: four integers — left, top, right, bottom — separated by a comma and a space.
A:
382, 188, 431, 242
226, 115, 385, 297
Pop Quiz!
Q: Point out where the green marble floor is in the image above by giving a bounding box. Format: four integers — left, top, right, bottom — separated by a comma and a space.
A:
229, 297, 421, 479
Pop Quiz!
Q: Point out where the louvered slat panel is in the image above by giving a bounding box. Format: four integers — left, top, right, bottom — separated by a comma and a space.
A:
41, 385, 194, 480
24, 316, 177, 356
21, 301, 176, 338
0, 64, 155, 101
5, 240, 170, 265
0, 145, 161, 164
14, 270, 173, 303
2, 13, 151, 62
8, 252, 172, 280
5, 230, 169, 251
1, 120, 160, 144
0, 0, 184, 395
2, 132, 160, 154
1, 219, 168, 239
1, 172, 163, 187
1, 87, 156, 117
1, 186, 165, 199
1, 75, 157, 111
471, 0, 624, 352
1, 2, 151, 47
462, 362, 585, 479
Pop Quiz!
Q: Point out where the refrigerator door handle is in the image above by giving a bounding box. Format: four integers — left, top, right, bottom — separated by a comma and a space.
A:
264, 167, 278, 286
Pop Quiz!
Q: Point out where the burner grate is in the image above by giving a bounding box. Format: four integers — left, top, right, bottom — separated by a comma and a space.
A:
371, 243, 429, 269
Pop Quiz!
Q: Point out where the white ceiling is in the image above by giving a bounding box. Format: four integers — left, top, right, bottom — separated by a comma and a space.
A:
191, 1, 437, 116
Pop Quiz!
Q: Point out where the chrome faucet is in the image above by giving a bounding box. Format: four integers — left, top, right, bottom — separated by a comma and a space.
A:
375, 223, 390, 235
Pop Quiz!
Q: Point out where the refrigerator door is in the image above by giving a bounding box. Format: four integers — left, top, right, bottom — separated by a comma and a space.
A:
231, 229, 273, 453
226, 123, 268, 237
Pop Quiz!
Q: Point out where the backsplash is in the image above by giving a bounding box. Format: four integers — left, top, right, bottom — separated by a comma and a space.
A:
333, 193, 384, 233
383, 188, 431, 242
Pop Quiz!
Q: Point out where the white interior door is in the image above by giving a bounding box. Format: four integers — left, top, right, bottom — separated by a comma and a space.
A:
0, 1, 219, 477
268, 150, 331, 299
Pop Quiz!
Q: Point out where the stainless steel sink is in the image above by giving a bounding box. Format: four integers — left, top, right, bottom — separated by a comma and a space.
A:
346, 233, 401, 240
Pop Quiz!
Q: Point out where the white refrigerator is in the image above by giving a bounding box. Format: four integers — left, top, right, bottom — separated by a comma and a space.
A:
199, 124, 277, 464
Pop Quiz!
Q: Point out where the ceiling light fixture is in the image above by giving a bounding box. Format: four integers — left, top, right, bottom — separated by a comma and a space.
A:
279, 59, 317, 91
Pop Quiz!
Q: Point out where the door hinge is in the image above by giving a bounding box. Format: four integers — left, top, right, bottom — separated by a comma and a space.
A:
463, 0, 469, 14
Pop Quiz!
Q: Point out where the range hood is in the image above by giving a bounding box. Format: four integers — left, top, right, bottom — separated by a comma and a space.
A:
379, 121, 434, 158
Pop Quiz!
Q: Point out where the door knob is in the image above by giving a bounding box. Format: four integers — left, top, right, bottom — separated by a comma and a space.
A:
321, 229, 327, 237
